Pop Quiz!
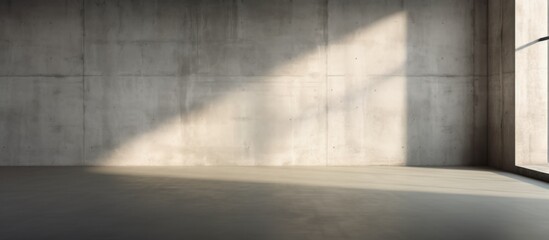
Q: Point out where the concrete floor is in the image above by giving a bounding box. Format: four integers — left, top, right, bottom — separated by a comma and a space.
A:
1, 167, 548, 240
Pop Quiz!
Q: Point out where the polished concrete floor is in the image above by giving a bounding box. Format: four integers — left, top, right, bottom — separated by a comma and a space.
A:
1, 167, 549, 240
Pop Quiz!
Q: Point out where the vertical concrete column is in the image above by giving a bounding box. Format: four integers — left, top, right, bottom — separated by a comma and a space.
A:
488, 0, 515, 170
515, 0, 548, 166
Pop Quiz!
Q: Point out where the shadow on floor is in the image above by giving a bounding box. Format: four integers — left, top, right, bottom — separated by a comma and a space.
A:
1, 167, 548, 240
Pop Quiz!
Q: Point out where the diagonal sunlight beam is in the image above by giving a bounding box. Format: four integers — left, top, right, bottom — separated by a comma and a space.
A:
92, 10, 408, 166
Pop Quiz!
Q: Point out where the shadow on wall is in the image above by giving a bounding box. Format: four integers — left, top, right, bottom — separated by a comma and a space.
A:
0, 0, 486, 166
404, 0, 486, 165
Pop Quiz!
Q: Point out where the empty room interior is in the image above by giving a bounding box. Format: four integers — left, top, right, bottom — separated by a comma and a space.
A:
2, 0, 549, 239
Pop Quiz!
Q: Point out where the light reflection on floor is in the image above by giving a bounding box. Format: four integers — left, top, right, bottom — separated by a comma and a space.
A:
1, 167, 548, 239
90, 166, 549, 199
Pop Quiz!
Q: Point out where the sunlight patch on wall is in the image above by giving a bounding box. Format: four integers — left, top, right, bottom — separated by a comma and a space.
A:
94, 47, 326, 166
93, 11, 409, 166
327, 11, 408, 165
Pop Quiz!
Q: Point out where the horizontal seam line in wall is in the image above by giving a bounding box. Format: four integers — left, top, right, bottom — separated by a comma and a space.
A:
0, 75, 84, 78
0, 74, 490, 78
81, 75, 314, 77
0, 75, 319, 78
327, 74, 488, 78
488, 72, 515, 77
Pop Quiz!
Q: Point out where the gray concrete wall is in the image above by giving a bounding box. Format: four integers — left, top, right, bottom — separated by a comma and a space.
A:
515, 0, 548, 167
0, 0, 487, 166
487, 0, 549, 182
488, 0, 515, 170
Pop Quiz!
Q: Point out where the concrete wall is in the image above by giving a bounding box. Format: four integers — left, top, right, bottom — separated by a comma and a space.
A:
487, 0, 549, 182
488, 0, 515, 170
0, 0, 487, 166
515, 0, 548, 167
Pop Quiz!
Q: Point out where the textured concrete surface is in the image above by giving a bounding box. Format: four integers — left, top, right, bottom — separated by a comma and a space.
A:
0, 77, 84, 165
0, 0, 487, 166
1, 167, 549, 239
515, 0, 548, 166
487, 0, 515, 171
0, 0, 83, 76
327, 0, 487, 166
487, 0, 549, 182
